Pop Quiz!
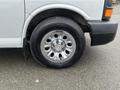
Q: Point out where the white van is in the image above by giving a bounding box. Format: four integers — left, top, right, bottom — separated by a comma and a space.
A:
0, 0, 118, 68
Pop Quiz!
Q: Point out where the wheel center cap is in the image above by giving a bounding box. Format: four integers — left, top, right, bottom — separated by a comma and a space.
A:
52, 39, 65, 52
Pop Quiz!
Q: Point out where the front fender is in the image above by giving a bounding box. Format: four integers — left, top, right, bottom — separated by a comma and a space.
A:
22, 4, 90, 46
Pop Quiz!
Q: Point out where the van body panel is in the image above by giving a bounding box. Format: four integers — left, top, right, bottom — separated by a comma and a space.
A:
25, 0, 105, 21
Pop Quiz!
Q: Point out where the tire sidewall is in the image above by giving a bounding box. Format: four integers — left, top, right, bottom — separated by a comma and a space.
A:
30, 17, 85, 68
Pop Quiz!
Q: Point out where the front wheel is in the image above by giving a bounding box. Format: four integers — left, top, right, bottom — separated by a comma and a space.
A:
30, 17, 85, 69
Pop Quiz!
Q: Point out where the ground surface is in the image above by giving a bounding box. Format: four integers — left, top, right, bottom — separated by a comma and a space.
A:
0, 4, 119, 90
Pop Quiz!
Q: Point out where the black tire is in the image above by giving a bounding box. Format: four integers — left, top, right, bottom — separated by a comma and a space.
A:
30, 17, 85, 69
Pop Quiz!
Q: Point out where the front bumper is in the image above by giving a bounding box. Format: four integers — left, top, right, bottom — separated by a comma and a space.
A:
89, 21, 118, 46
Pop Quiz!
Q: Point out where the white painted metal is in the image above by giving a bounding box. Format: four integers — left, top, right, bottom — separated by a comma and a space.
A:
0, 0, 24, 48
0, 0, 105, 48
22, 4, 91, 43
0, 38, 22, 48
25, 0, 105, 20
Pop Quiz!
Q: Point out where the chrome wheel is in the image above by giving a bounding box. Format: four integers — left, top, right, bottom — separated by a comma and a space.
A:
40, 30, 76, 63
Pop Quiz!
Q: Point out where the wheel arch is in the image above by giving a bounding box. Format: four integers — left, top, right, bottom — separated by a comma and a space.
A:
22, 4, 91, 44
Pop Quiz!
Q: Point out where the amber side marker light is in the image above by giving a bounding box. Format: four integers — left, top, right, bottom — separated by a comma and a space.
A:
104, 8, 113, 17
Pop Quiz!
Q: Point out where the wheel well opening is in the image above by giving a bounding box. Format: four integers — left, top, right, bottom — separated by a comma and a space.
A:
26, 9, 90, 41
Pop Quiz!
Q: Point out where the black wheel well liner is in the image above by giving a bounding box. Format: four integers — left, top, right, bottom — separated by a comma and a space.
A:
26, 8, 91, 40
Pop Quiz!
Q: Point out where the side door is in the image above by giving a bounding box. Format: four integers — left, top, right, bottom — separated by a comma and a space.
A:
0, 0, 24, 47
